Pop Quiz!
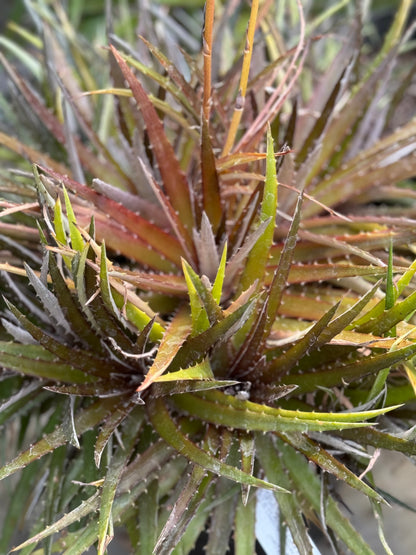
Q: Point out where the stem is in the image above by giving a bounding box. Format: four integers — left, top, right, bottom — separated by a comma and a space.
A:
202, 0, 215, 122
221, 0, 259, 156
236, 0, 305, 152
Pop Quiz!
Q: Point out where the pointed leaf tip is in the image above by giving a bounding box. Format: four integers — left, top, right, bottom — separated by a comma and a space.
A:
238, 126, 278, 292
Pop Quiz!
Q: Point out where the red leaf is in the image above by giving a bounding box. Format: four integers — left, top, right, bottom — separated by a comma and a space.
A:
110, 46, 195, 233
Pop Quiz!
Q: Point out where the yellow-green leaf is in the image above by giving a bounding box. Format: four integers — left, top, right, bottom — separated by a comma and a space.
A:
136, 306, 191, 393
63, 186, 84, 252
154, 358, 214, 382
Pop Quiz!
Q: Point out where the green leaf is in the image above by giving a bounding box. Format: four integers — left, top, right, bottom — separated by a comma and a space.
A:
182, 259, 210, 335
44, 444, 69, 552
205, 477, 237, 555
365, 289, 416, 337
296, 67, 346, 165
0, 36, 42, 79
238, 431, 255, 505
98, 241, 120, 317
150, 379, 239, 397
0, 382, 43, 427
287, 341, 416, 393
0, 341, 94, 384
371, 496, 395, 555
174, 390, 400, 432
385, 241, 396, 311
94, 399, 139, 468
261, 188, 303, 342
366, 365, 391, 405
212, 242, 227, 304
396, 256, 416, 296
97, 243, 163, 341
154, 358, 214, 382
75, 243, 152, 352
265, 302, 340, 377
277, 438, 376, 554
375, 0, 412, 61
182, 258, 223, 328
335, 427, 416, 457
11, 492, 101, 552
171, 487, 216, 555
110, 287, 165, 342
53, 196, 69, 257
54, 483, 149, 555
169, 297, 256, 372
4, 300, 124, 380
44, 382, 127, 397
24, 262, 72, 335
97, 411, 142, 555
154, 464, 213, 555
256, 434, 314, 555
0, 460, 43, 553
318, 281, 382, 342
266, 280, 382, 378
229, 296, 268, 374
47, 252, 104, 352
350, 256, 416, 330
117, 441, 175, 498
0, 397, 120, 481
137, 479, 159, 555
238, 126, 278, 292
234, 494, 256, 555
147, 397, 289, 493
62, 186, 84, 253
279, 431, 385, 503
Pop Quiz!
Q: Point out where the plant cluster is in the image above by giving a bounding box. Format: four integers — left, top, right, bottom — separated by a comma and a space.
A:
0, 0, 416, 553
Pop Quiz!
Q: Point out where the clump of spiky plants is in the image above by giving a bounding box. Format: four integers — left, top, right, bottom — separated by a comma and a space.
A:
1, 0, 416, 553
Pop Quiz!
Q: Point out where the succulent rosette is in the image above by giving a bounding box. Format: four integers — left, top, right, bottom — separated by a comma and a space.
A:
0, 1, 416, 553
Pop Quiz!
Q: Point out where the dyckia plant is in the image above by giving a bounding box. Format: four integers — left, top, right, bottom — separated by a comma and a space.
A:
1, 0, 416, 553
